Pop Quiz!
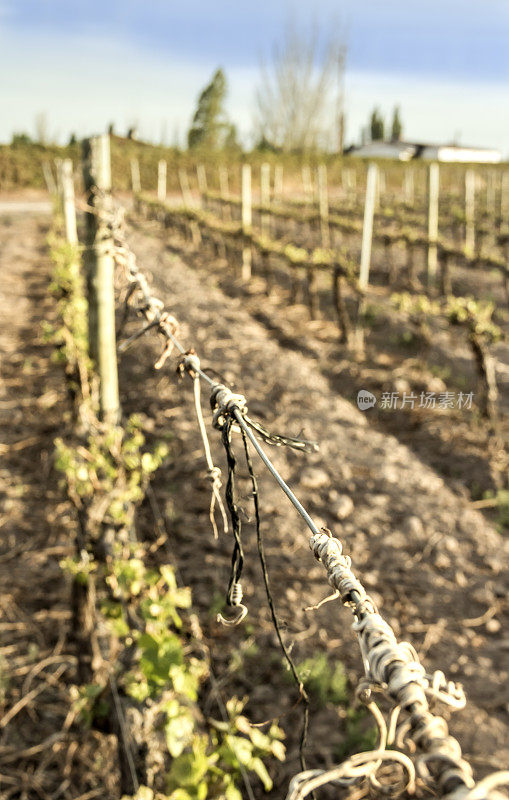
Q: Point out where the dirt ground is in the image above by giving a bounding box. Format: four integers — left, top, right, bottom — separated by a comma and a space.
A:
0, 211, 120, 799
0, 205, 508, 799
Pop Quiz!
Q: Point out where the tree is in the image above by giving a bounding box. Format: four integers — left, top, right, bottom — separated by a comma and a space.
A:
187, 68, 235, 150
391, 106, 402, 141
370, 108, 385, 141
11, 132, 32, 146
254, 21, 347, 153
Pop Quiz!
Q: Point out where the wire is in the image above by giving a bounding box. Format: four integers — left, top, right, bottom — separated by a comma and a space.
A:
233, 409, 320, 536
240, 426, 310, 773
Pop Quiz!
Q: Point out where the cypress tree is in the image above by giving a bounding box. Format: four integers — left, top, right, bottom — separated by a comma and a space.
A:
391, 106, 403, 141
188, 68, 235, 150
370, 108, 385, 141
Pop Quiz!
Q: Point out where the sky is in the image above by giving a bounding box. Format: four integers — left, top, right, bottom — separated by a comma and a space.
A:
1, 0, 509, 153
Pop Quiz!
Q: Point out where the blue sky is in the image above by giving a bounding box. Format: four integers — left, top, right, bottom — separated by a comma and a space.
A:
1, 0, 508, 151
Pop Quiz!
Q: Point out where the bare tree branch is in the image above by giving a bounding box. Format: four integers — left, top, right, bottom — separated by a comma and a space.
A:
254, 21, 347, 153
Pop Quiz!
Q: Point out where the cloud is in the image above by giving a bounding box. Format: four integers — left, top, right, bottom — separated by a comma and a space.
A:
0, 24, 507, 156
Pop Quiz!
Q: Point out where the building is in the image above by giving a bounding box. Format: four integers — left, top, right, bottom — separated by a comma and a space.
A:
346, 141, 502, 163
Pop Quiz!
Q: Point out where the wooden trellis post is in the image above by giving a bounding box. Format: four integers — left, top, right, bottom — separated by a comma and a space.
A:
130, 158, 141, 194
427, 162, 440, 287
465, 168, 476, 257
403, 167, 414, 205
317, 163, 330, 248
196, 164, 207, 199
61, 159, 78, 245
500, 171, 509, 222
219, 166, 230, 197
343, 167, 357, 197
260, 162, 271, 236
241, 164, 252, 281
355, 163, 378, 351
486, 170, 496, 216
274, 164, 283, 200
157, 159, 167, 201
42, 161, 57, 196
178, 168, 193, 207
54, 158, 64, 200
302, 165, 313, 199
218, 166, 231, 221
82, 134, 120, 424
359, 163, 378, 288
378, 169, 386, 206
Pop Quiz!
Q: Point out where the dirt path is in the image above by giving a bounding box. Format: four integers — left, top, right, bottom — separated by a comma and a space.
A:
0, 212, 118, 799
121, 216, 509, 794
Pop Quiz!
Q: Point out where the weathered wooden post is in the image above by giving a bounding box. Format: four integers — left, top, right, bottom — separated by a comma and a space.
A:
499, 171, 509, 223
218, 166, 231, 221
427, 162, 440, 287
196, 164, 207, 199
404, 167, 414, 205
302, 164, 313, 199
260, 162, 271, 236
178, 168, 193, 208
355, 163, 378, 351
359, 163, 378, 288
219, 165, 230, 197
342, 167, 355, 197
82, 135, 120, 424
317, 163, 330, 248
378, 169, 386, 207
241, 164, 252, 281
350, 168, 357, 195
130, 158, 141, 194
465, 168, 476, 257
274, 164, 283, 200
42, 161, 57, 196
61, 159, 78, 245
54, 159, 64, 214
486, 170, 496, 216
157, 159, 167, 202
260, 162, 271, 207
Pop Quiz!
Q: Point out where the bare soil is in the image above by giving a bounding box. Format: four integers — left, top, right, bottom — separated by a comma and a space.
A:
0, 206, 507, 799
122, 215, 509, 793
0, 212, 119, 799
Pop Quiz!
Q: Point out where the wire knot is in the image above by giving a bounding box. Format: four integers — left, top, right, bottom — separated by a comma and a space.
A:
207, 465, 222, 486
217, 581, 248, 626
159, 311, 179, 337
177, 351, 201, 378
210, 384, 248, 429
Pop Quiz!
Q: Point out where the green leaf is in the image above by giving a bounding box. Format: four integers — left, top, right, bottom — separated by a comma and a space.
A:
167, 739, 209, 789
165, 709, 195, 757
